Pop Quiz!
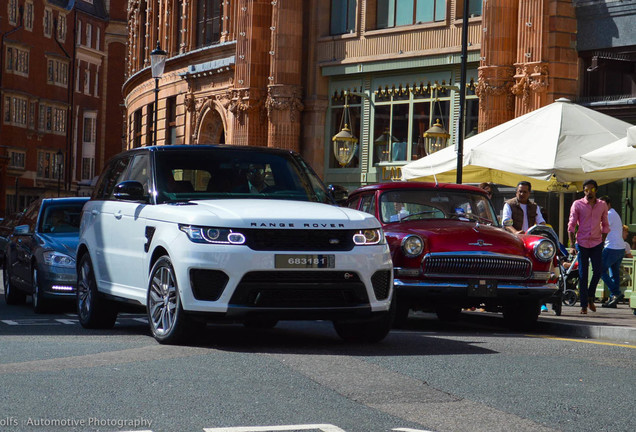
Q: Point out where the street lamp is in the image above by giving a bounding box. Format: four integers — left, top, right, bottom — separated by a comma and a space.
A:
56, 149, 63, 197
150, 41, 167, 146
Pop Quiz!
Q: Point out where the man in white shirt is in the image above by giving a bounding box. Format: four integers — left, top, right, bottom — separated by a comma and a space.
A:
502, 181, 546, 234
599, 196, 626, 308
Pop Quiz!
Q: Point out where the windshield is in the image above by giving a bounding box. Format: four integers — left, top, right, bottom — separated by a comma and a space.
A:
39, 204, 84, 234
154, 149, 332, 204
379, 189, 500, 226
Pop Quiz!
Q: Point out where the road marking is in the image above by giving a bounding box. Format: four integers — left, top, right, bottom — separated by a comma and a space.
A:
528, 334, 636, 348
203, 425, 347, 432
393, 429, 436, 432
55, 319, 78, 325
1, 320, 18, 325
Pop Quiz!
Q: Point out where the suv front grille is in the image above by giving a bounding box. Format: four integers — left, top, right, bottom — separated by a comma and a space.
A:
243, 229, 355, 251
230, 271, 369, 308
190, 269, 229, 301
423, 254, 532, 279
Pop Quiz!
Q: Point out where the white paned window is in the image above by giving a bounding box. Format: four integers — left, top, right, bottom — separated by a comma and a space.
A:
25, 2, 34, 31
86, 23, 92, 48
44, 8, 53, 37
9, 151, 26, 169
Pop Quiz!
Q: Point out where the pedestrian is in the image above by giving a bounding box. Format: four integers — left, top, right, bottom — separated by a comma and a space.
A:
623, 225, 633, 259
502, 181, 546, 234
568, 180, 610, 314
502, 181, 549, 312
598, 196, 626, 308
479, 182, 494, 200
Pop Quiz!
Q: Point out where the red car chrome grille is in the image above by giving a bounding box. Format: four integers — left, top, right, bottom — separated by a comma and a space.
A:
423, 254, 532, 279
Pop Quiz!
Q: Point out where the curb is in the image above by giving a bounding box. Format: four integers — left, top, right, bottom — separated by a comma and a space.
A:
536, 320, 636, 344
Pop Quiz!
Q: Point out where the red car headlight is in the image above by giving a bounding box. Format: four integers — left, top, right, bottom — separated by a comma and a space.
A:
401, 235, 424, 258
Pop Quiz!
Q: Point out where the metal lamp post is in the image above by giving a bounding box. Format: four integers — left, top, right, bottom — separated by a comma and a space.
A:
56, 149, 63, 197
149, 42, 167, 146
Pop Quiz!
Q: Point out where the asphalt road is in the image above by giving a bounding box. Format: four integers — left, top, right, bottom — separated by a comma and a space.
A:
0, 293, 635, 432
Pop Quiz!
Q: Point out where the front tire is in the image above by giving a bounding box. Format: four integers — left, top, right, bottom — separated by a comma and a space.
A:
147, 256, 197, 345
4, 261, 26, 305
32, 267, 49, 314
77, 254, 117, 329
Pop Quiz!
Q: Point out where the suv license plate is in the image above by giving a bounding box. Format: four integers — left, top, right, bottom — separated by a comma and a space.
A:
275, 254, 336, 269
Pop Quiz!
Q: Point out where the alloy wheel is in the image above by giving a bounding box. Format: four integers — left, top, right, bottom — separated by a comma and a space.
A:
148, 263, 178, 337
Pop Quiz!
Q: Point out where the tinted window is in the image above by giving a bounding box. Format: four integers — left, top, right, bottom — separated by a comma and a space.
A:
126, 153, 151, 198
154, 149, 332, 204
359, 194, 376, 215
39, 203, 84, 234
92, 156, 132, 200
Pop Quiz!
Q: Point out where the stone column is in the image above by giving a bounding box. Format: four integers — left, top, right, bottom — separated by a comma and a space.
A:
265, 0, 304, 151
476, 0, 519, 132
231, 0, 271, 147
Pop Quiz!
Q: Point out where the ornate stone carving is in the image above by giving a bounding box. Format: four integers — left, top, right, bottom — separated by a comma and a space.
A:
226, 88, 266, 125
475, 66, 516, 110
265, 85, 304, 122
512, 62, 550, 109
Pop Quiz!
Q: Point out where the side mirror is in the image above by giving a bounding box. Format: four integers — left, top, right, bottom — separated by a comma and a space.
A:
113, 181, 147, 202
328, 184, 349, 205
13, 225, 30, 236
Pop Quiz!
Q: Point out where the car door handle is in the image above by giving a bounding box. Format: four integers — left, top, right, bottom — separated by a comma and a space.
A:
91, 210, 99, 216
114, 210, 123, 220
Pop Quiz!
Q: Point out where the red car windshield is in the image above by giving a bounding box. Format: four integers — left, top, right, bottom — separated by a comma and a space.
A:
379, 189, 499, 226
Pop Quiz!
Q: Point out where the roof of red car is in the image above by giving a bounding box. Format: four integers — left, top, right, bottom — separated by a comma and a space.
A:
350, 181, 486, 194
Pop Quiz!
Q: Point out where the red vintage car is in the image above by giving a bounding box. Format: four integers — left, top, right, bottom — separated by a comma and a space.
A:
345, 182, 558, 328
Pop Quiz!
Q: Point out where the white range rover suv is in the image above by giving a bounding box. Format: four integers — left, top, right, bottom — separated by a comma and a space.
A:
76, 145, 393, 344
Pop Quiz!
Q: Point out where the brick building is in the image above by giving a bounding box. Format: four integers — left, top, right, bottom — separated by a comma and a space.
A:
0, 0, 126, 216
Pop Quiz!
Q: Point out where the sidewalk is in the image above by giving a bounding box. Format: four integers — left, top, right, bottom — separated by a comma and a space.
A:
535, 301, 636, 344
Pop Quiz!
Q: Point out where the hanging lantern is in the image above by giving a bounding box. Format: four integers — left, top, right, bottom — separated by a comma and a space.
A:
374, 128, 395, 163
423, 118, 450, 155
332, 92, 358, 167
332, 124, 358, 167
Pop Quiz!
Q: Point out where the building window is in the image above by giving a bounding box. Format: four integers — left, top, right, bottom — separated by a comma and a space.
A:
38, 104, 66, 134
9, 151, 26, 169
3, 95, 28, 127
25, 1, 34, 31
175, 0, 184, 52
82, 157, 95, 180
331, 0, 356, 35
37, 150, 62, 180
8, 0, 18, 26
77, 20, 82, 44
86, 23, 93, 48
5, 45, 29, 76
96, 28, 101, 50
83, 115, 96, 143
47, 57, 69, 87
377, 0, 446, 28
94, 70, 99, 97
57, 14, 67, 41
167, 96, 177, 144
44, 8, 53, 37
456, 0, 482, 19
84, 67, 91, 95
146, 103, 154, 145
28, 101, 36, 129
133, 109, 143, 148
197, 0, 221, 48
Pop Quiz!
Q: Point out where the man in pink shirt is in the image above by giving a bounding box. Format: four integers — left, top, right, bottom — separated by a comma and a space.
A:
568, 179, 610, 314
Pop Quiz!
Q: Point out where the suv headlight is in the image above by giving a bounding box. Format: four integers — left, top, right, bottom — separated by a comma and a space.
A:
353, 228, 384, 245
43, 251, 75, 268
534, 238, 556, 262
179, 225, 246, 245
401, 235, 424, 257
